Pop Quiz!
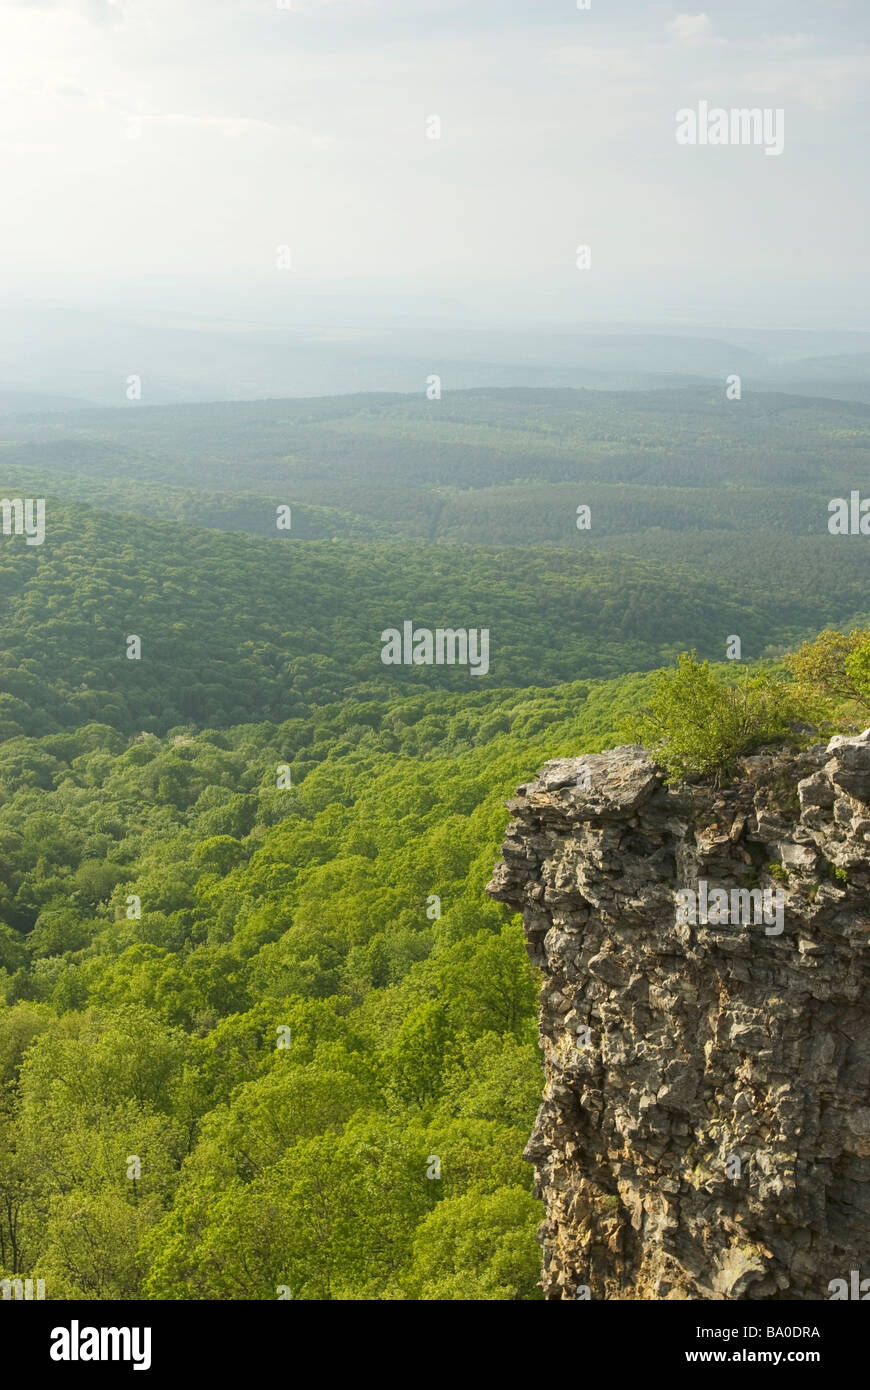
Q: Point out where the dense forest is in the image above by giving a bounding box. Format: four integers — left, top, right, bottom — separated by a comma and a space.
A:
0, 674, 655, 1299
0, 501, 869, 740
1, 385, 868, 1299
1, 385, 868, 544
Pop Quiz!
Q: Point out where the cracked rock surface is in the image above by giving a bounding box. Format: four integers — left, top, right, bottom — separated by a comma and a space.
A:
487, 738, 870, 1300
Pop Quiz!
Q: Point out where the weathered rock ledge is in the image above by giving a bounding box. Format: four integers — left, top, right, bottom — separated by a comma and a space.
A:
487, 737, 870, 1299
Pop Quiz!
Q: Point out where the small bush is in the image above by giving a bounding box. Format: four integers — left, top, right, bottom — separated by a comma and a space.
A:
625, 651, 795, 786
824, 861, 849, 885
786, 627, 870, 718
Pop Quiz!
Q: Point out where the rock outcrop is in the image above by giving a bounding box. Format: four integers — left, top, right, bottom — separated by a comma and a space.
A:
487, 737, 870, 1300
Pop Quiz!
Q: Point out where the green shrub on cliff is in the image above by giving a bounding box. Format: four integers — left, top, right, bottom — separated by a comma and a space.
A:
625, 651, 796, 785
786, 627, 870, 721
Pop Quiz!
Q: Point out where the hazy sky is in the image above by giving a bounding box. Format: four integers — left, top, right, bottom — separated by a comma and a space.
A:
0, 0, 868, 327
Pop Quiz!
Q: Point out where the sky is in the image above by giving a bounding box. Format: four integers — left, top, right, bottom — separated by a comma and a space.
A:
0, 0, 868, 332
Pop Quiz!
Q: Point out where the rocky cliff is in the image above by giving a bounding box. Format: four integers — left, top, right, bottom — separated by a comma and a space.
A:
487, 736, 870, 1300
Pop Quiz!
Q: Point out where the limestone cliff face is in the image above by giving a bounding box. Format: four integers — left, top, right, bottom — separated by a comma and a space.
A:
487, 737, 870, 1300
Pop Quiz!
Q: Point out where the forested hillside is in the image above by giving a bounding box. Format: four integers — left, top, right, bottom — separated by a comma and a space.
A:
0, 673, 651, 1299
0, 500, 868, 740
1, 385, 867, 543
1, 385, 868, 1300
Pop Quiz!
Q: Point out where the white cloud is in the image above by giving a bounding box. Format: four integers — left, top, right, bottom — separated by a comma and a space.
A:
545, 43, 651, 82
666, 13, 714, 46
733, 53, 870, 107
